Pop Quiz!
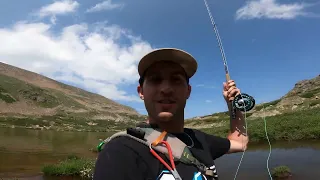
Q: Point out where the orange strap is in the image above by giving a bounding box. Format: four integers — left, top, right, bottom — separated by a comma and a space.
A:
150, 140, 176, 171
152, 131, 167, 146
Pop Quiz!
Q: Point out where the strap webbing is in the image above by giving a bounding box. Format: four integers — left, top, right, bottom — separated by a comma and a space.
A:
99, 127, 215, 177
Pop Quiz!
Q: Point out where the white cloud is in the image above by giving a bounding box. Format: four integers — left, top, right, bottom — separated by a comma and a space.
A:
235, 0, 315, 20
205, 100, 212, 103
34, 0, 79, 24
0, 13, 153, 102
196, 84, 216, 89
86, 0, 124, 13
37, 0, 79, 17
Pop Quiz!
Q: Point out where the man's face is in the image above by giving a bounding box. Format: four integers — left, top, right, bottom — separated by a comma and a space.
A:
137, 61, 191, 122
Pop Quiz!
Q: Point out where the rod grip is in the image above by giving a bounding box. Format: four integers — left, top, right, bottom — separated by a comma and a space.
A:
225, 73, 230, 82
225, 73, 234, 102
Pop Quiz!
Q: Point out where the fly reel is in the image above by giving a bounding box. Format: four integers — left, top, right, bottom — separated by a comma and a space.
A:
232, 93, 255, 112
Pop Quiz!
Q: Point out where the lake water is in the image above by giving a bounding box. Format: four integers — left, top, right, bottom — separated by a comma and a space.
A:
0, 127, 319, 180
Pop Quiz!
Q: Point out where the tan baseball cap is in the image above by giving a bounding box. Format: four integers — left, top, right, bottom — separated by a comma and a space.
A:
138, 48, 198, 78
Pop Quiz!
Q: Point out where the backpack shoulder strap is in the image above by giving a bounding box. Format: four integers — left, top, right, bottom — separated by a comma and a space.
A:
97, 125, 216, 178
188, 128, 219, 179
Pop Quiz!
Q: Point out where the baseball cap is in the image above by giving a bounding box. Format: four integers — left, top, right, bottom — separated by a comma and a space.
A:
138, 48, 198, 78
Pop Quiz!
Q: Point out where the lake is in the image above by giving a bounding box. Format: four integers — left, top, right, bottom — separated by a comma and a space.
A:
0, 127, 319, 180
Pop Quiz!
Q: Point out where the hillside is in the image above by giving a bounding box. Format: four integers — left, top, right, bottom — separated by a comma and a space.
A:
1, 61, 319, 135
0, 62, 145, 131
185, 74, 320, 129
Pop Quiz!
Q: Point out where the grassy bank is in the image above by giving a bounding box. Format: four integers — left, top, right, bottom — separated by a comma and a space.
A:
42, 155, 95, 179
1, 106, 319, 142
0, 113, 142, 132
200, 107, 320, 142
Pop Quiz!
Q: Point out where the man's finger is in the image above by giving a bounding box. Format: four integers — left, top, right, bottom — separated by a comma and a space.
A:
227, 80, 235, 85
227, 86, 236, 94
223, 82, 228, 91
229, 89, 240, 97
228, 81, 236, 87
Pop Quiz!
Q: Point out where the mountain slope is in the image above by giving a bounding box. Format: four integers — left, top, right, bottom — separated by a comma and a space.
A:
185, 74, 320, 129
0, 62, 145, 131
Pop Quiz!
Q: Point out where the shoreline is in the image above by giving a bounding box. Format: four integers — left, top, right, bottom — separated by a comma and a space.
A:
1, 107, 319, 145
1, 120, 319, 143
1, 140, 320, 179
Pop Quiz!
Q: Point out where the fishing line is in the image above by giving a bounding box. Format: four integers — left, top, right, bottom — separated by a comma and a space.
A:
202, 0, 269, 180
263, 103, 273, 180
233, 95, 248, 180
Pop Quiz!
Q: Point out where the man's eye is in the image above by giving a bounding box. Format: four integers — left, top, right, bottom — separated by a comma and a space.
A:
172, 76, 183, 83
149, 76, 162, 82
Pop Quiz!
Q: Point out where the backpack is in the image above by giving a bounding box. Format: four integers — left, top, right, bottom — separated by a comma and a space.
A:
97, 123, 218, 180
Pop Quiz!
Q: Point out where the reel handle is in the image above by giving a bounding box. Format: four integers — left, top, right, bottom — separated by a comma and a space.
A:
225, 74, 255, 118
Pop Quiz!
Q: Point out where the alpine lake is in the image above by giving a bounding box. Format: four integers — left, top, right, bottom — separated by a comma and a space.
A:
0, 127, 320, 180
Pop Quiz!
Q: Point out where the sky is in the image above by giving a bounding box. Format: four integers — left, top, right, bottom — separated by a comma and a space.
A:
0, 0, 319, 119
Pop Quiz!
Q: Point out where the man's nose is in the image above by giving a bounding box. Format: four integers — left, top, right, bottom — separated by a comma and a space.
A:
160, 80, 173, 95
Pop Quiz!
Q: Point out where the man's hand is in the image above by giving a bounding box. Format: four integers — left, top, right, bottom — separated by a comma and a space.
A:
223, 80, 240, 102
222, 80, 249, 153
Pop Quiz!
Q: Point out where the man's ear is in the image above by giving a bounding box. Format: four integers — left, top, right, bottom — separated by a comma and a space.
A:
137, 85, 144, 100
187, 84, 191, 99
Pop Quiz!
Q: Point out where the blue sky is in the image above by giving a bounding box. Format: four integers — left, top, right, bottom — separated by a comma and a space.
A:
0, 0, 319, 119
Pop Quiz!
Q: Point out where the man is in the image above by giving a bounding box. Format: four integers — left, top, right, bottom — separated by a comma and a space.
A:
93, 48, 248, 180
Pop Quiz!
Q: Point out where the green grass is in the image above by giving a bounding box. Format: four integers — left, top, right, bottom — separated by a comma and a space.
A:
0, 113, 140, 132
185, 111, 230, 126
52, 90, 86, 109
200, 107, 320, 142
19, 88, 60, 108
0, 74, 60, 107
264, 99, 281, 107
0, 93, 16, 103
0, 86, 16, 103
0, 117, 50, 127
42, 154, 95, 179
299, 88, 320, 98
271, 165, 292, 179
254, 99, 281, 111
0, 74, 29, 97
0, 74, 86, 109
309, 99, 320, 107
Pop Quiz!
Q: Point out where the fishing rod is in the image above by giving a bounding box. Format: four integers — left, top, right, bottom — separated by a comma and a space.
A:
202, 0, 255, 116
202, 0, 257, 180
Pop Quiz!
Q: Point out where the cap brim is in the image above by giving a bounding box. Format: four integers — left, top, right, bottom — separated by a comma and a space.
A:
138, 48, 198, 78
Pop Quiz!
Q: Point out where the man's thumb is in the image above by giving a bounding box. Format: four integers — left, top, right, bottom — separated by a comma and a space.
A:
223, 82, 227, 90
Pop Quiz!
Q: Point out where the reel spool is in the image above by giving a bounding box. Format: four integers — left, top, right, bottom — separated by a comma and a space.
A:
232, 93, 255, 112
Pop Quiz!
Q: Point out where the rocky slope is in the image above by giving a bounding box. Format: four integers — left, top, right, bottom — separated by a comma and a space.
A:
0, 62, 145, 131
185, 74, 320, 129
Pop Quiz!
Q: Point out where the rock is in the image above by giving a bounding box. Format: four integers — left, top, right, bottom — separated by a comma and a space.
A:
278, 96, 304, 107
250, 109, 281, 118
87, 122, 98, 126
292, 105, 298, 110
285, 75, 320, 97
